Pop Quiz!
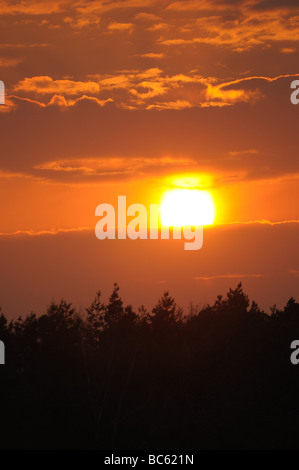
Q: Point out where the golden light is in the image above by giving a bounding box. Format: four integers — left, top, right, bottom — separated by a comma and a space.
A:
160, 189, 215, 227
170, 174, 213, 189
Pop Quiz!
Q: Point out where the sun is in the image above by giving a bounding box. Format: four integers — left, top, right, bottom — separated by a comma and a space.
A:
160, 189, 215, 227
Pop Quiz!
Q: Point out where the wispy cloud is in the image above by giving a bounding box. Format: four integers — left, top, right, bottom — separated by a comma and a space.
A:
223, 219, 299, 226
64, 15, 100, 29
13, 76, 100, 95
134, 12, 161, 21
0, 227, 93, 238
33, 156, 196, 182
160, 4, 299, 51
193, 273, 263, 281
0, 0, 68, 15
280, 47, 296, 54
139, 52, 165, 59
75, 0, 155, 16
107, 22, 134, 33
0, 57, 23, 67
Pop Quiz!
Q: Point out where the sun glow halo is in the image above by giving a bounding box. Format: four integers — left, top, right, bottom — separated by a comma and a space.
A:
160, 189, 215, 227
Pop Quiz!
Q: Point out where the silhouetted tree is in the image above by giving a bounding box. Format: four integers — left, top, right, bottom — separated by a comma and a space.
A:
1, 283, 299, 450
284, 297, 299, 319
138, 304, 150, 324
150, 291, 182, 330
104, 283, 124, 327
213, 282, 249, 315
86, 291, 106, 340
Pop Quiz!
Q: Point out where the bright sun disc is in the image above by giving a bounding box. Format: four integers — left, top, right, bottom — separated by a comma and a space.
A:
160, 189, 215, 227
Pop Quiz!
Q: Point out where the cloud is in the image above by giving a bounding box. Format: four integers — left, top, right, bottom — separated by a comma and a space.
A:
64, 15, 100, 29
147, 22, 168, 31
13, 76, 100, 95
130, 79, 167, 100
75, 0, 154, 16
139, 52, 165, 59
0, 0, 155, 16
0, 57, 23, 67
95, 74, 132, 89
2, 0, 299, 53
159, 3, 299, 51
107, 22, 134, 33
166, 0, 299, 13
0, 0, 68, 15
0, 226, 92, 238
250, 0, 299, 11
146, 99, 193, 110
214, 72, 299, 86
0, 43, 48, 48
203, 81, 262, 107
280, 47, 296, 54
193, 273, 263, 281
32, 156, 196, 182
46, 95, 112, 108
96, 68, 262, 108
11, 70, 297, 110
224, 219, 299, 227
4, 94, 113, 114
2, 219, 299, 239
0, 97, 18, 113
166, 1, 219, 11
134, 12, 161, 21
228, 149, 259, 157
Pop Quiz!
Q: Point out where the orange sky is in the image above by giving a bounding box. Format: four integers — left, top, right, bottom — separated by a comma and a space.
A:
0, 0, 299, 316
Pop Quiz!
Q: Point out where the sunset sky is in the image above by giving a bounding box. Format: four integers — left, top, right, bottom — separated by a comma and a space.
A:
1, 0, 299, 317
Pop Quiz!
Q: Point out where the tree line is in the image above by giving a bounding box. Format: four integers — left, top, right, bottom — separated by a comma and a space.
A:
0, 282, 299, 449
